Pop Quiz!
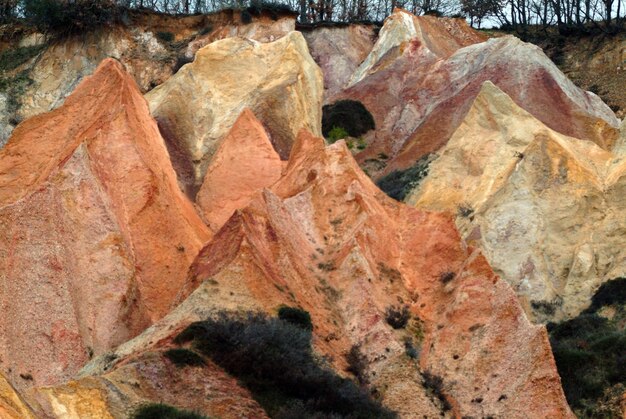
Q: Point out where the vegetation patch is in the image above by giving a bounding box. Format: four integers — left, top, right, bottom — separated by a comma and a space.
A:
385, 305, 410, 329
132, 403, 209, 419
322, 100, 375, 139
326, 126, 349, 144
174, 311, 396, 418
163, 348, 205, 367
22, 0, 120, 36
0, 70, 34, 122
422, 371, 451, 411
0, 45, 45, 73
156, 31, 175, 42
547, 278, 626, 417
277, 306, 312, 331
376, 154, 433, 201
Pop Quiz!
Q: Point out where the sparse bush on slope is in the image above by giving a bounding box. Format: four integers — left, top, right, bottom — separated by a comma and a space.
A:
174, 311, 396, 418
548, 277, 626, 417
376, 154, 432, 201
132, 403, 209, 419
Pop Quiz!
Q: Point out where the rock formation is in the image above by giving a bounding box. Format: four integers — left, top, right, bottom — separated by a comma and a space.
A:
146, 31, 323, 195
408, 81, 626, 322
302, 24, 377, 98
0, 10, 299, 146
25, 351, 267, 418
184, 9, 297, 58
59, 131, 573, 418
329, 9, 619, 177
196, 108, 283, 232
0, 373, 34, 419
347, 9, 485, 86
0, 59, 210, 390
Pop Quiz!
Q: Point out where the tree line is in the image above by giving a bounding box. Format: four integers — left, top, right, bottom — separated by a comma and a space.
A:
0, 0, 623, 33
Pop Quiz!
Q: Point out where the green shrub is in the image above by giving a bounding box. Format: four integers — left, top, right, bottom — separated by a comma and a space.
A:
326, 126, 349, 144
198, 24, 213, 35
439, 272, 455, 284
385, 305, 410, 329
277, 306, 313, 331
422, 371, 451, 411
175, 311, 396, 418
245, 1, 295, 20
457, 203, 474, 218
22, 0, 119, 35
585, 277, 626, 313
345, 344, 368, 385
156, 31, 174, 43
132, 403, 208, 419
163, 348, 205, 367
376, 154, 432, 201
322, 100, 375, 139
548, 293, 626, 416
0, 45, 45, 73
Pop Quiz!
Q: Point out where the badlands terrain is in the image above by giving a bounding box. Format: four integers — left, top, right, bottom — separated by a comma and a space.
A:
0, 6, 625, 419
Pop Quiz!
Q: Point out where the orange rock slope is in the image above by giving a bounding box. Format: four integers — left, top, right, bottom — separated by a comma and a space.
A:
196, 109, 283, 232
88, 130, 573, 418
0, 59, 210, 390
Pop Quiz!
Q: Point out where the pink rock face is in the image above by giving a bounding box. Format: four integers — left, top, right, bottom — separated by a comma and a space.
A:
302, 24, 377, 99
0, 59, 210, 390
330, 10, 619, 176
196, 109, 283, 232
179, 130, 573, 417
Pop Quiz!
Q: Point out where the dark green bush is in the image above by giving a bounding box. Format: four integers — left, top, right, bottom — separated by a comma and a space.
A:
277, 306, 313, 331
326, 126, 349, 144
385, 305, 410, 329
548, 285, 626, 417
132, 403, 208, 419
322, 100, 375, 139
585, 277, 626, 313
240, 9, 252, 23
345, 344, 368, 385
376, 154, 432, 201
22, 0, 119, 35
422, 371, 451, 411
0, 45, 45, 72
246, 1, 295, 20
175, 311, 395, 418
156, 31, 174, 42
163, 348, 205, 367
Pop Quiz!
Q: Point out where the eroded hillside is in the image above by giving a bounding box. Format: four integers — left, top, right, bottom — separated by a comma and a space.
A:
0, 6, 624, 419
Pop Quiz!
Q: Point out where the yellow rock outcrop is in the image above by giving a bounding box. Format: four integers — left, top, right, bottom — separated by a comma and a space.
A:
146, 31, 323, 195
409, 81, 626, 321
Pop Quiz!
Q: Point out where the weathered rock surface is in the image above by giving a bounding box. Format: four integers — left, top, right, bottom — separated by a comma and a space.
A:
17, 29, 172, 122
0, 373, 34, 419
196, 108, 283, 232
184, 11, 296, 58
330, 9, 619, 177
302, 24, 376, 98
409, 82, 626, 322
347, 9, 485, 87
25, 351, 267, 419
73, 131, 572, 418
0, 59, 210, 390
147, 31, 323, 196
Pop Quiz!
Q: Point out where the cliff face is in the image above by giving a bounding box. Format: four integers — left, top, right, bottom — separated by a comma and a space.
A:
0, 8, 623, 419
407, 81, 626, 322
146, 31, 323, 196
324, 9, 619, 178
51, 129, 571, 418
0, 9, 299, 145
0, 59, 209, 390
